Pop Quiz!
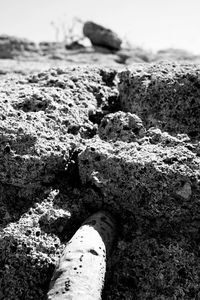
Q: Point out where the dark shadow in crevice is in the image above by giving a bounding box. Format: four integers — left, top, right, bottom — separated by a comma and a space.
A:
0, 182, 46, 228
0, 144, 82, 228
99, 69, 117, 87
89, 94, 121, 126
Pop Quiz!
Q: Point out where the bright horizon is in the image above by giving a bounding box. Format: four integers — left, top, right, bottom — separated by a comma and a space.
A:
0, 0, 200, 54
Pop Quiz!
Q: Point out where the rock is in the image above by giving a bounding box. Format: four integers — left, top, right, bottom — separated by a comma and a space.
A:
1, 64, 200, 300
98, 111, 145, 142
176, 182, 192, 200
118, 63, 200, 139
0, 192, 65, 299
83, 21, 122, 51
0, 66, 117, 218
65, 41, 85, 50
0, 35, 38, 58
116, 48, 153, 64
78, 134, 200, 299
39, 207, 71, 234
0, 66, 118, 299
78, 137, 199, 209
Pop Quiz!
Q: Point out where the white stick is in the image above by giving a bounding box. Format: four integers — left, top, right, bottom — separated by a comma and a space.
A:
47, 211, 116, 300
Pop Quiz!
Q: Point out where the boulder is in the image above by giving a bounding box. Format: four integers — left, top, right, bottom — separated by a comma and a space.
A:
83, 21, 122, 51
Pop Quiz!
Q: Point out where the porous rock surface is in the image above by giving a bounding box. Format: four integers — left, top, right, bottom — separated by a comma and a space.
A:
119, 63, 200, 139
0, 63, 200, 299
98, 111, 145, 142
0, 66, 118, 299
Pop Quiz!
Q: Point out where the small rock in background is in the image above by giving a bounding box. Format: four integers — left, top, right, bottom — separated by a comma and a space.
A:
116, 47, 154, 64
83, 21, 122, 51
0, 64, 200, 300
65, 41, 85, 50
0, 35, 38, 59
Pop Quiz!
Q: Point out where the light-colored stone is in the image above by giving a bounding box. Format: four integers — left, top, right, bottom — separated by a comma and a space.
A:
176, 182, 192, 200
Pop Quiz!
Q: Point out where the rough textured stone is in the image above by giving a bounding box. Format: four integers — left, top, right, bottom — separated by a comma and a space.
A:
0, 67, 118, 221
0, 67, 118, 299
0, 63, 200, 300
83, 21, 122, 51
0, 190, 66, 300
98, 111, 145, 142
118, 63, 200, 140
78, 134, 200, 299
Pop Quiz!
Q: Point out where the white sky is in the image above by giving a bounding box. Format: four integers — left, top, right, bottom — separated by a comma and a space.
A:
0, 0, 200, 53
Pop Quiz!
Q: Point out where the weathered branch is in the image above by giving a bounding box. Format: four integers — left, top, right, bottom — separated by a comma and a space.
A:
47, 211, 116, 299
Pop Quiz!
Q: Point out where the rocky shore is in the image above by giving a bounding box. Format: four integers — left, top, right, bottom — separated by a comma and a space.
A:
0, 62, 200, 299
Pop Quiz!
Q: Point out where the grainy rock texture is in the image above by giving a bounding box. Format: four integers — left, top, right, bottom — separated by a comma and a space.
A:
98, 111, 145, 142
0, 63, 200, 300
119, 63, 200, 140
0, 66, 118, 223
83, 21, 122, 51
0, 66, 118, 299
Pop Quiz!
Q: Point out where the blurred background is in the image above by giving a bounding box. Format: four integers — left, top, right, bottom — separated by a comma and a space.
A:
0, 0, 200, 69
0, 0, 200, 53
